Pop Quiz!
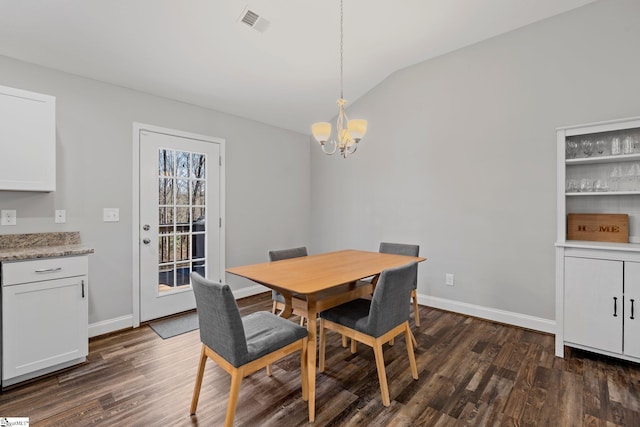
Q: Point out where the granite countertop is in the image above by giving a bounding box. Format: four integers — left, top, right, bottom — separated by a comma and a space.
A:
0, 232, 94, 261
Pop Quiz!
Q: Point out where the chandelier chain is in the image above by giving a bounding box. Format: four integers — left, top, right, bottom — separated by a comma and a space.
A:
340, 0, 344, 99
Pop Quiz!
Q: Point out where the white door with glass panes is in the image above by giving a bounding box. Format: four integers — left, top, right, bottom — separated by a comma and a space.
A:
139, 128, 224, 322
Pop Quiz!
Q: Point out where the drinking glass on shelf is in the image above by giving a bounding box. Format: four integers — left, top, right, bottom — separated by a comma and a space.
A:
580, 178, 593, 192
611, 136, 622, 155
594, 179, 609, 192
566, 179, 579, 192
581, 140, 594, 157
632, 163, 640, 190
623, 136, 634, 154
610, 165, 622, 191
566, 141, 579, 159
596, 139, 606, 155
623, 163, 637, 190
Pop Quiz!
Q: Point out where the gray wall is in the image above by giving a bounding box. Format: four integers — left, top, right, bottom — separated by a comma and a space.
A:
310, 0, 640, 322
0, 56, 310, 328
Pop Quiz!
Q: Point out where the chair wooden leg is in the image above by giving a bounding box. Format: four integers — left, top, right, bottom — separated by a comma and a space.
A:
266, 300, 278, 376
319, 319, 326, 373
412, 289, 420, 327
301, 337, 309, 401
373, 339, 390, 406
225, 367, 244, 427
389, 337, 395, 346
405, 323, 419, 380
410, 329, 418, 348
341, 334, 348, 348
190, 345, 208, 415
300, 316, 305, 326
350, 338, 357, 354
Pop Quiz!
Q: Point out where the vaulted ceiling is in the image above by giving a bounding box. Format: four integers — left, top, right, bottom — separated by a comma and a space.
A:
0, 0, 595, 134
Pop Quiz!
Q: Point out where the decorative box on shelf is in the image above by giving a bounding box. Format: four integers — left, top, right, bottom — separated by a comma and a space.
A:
567, 213, 629, 243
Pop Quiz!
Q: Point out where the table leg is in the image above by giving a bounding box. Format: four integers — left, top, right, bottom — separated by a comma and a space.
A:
277, 291, 293, 318
306, 296, 317, 422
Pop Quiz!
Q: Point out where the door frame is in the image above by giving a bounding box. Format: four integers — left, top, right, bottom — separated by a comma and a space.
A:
132, 122, 225, 327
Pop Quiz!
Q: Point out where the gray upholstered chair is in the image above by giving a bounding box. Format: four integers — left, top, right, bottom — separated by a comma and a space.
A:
269, 246, 308, 324
318, 263, 419, 407
189, 272, 309, 427
379, 242, 421, 327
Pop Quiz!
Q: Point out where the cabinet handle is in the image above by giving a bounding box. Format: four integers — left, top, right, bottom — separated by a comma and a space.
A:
613, 297, 618, 317
35, 267, 62, 273
82, 280, 85, 298
631, 299, 635, 320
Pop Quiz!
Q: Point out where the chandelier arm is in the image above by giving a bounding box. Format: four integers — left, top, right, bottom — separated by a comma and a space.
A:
321, 140, 338, 155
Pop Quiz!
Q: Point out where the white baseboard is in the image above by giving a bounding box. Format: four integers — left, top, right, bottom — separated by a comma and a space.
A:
418, 294, 556, 334
89, 314, 134, 338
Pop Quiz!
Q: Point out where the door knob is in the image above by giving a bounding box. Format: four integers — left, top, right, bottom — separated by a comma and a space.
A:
143, 238, 151, 244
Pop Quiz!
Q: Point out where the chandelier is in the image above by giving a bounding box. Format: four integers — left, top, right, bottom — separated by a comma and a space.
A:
311, 0, 367, 158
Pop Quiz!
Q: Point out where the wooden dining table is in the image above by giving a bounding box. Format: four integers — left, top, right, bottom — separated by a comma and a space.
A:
226, 249, 426, 422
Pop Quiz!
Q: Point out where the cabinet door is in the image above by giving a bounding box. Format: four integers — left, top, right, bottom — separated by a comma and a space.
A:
2, 276, 88, 381
624, 262, 640, 358
564, 257, 623, 354
0, 85, 56, 191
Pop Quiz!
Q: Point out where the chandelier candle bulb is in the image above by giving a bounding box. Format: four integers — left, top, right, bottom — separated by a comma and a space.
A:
348, 119, 367, 141
311, 122, 331, 144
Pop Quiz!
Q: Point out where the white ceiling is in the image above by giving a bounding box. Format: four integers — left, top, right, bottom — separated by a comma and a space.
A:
0, 0, 595, 134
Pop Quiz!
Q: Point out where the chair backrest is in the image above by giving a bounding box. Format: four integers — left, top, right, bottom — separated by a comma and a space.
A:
366, 262, 417, 337
190, 272, 249, 367
269, 246, 308, 261
379, 242, 419, 257
269, 248, 308, 299
379, 242, 419, 290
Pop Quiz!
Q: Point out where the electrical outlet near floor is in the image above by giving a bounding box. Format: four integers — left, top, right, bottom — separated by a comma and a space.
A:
445, 273, 454, 286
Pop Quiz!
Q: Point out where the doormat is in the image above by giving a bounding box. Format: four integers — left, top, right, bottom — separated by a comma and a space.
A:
149, 311, 199, 339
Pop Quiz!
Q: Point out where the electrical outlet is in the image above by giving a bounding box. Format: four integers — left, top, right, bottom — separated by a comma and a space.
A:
1, 210, 17, 226
103, 208, 120, 222
55, 209, 66, 223
445, 273, 454, 286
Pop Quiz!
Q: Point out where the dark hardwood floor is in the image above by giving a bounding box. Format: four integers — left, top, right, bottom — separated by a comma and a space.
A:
1, 292, 639, 426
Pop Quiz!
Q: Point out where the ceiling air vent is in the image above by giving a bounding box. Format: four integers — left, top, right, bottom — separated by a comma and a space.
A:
238, 7, 270, 33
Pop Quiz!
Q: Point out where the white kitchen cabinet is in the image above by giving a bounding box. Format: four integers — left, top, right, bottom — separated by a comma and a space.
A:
562, 253, 640, 360
0, 84, 56, 192
564, 256, 623, 354
556, 116, 640, 363
2, 256, 88, 386
624, 262, 640, 358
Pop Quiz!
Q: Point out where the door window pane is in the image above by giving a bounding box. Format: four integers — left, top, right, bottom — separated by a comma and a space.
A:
156, 148, 207, 294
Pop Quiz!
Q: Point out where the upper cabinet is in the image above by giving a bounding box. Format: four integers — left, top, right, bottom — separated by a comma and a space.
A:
557, 116, 640, 244
0, 85, 56, 192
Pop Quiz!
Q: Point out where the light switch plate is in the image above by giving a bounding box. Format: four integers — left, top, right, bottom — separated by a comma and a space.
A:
55, 209, 66, 223
103, 208, 120, 222
1, 210, 17, 226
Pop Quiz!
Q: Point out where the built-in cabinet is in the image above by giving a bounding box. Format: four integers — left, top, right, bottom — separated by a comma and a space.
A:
0, 84, 56, 192
563, 254, 640, 359
2, 256, 88, 386
556, 116, 640, 362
